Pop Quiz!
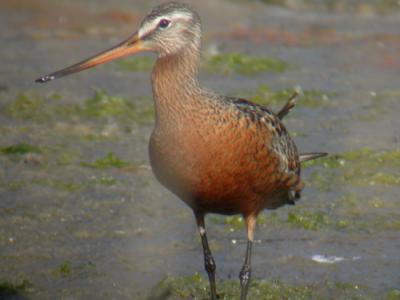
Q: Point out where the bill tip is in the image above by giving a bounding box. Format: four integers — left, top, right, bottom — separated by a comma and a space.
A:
35, 75, 55, 83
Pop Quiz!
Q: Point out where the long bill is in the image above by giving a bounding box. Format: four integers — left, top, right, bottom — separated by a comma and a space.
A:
35, 32, 146, 83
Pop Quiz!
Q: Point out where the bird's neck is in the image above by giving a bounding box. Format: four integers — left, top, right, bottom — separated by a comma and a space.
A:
151, 43, 202, 123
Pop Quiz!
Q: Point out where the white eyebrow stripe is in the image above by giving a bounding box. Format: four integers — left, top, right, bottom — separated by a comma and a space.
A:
138, 12, 193, 38
139, 16, 163, 38
169, 11, 192, 20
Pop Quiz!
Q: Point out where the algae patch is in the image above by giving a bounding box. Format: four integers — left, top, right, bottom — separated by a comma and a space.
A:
330, 193, 400, 231
0, 180, 24, 191
6, 93, 51, 122
209, 213, 269, 232
386, 289, 400, 300
0, 143, 43, 164
75, 89, 154, 124
0, 279, 33, 297
0, 143, 42, 155
287, 211, 348, 231
5, 90, 154, 125
78, 89, 135, 118
55, 261, 72, 277
81, 152, 135, 170
33, 178, 83, 192
53, 261, 96, 278
149, 273, 386, 300
304, 148, 400, 188
205, 52, 289, 75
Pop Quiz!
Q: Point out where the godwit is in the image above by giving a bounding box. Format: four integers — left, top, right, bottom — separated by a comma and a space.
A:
36, 2, 327, 299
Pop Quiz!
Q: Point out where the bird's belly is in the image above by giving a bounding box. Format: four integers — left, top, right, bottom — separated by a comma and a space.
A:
149, 128, 283, 215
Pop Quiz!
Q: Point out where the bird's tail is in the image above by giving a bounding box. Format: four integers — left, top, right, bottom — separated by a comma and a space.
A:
299, 152, 328, 163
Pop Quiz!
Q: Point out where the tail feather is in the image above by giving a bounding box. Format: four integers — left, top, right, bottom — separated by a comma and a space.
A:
277, 91, 299, 119
299, 152, 328, 163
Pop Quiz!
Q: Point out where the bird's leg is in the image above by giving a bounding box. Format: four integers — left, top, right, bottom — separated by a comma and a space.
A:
239, 214, 257, 300
195, 212, 217, 300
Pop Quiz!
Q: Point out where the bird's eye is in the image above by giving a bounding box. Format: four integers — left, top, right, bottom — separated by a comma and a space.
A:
158, 19, 170, 29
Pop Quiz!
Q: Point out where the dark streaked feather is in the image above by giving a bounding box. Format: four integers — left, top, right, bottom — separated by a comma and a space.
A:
277, 91, 298, 119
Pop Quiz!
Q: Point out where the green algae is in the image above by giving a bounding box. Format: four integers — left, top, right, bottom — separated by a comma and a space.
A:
3, 173, 120, 194
287, 208, 350, 231
56, 151, 81, 166
386, 289, 400, 300
0, 279, 33, 297
339, 148, 400, 166
209, 215, 246, 230
5, 90, 154, 125
78, 89, 135, 118
80, 152, 133, 169
33, 179, 82, 192
224, 215, 246, 230
250, 84, 331, 108
366, 172, 400, 185
0, 143, 43, 164
53, 260, 96, 278
71, 90, 155, 124
5, 92, 64, 122
74, 229, 109, 239
149, 273, 311, 300
304, 148, 400, 188
116, 56, 154, 72
55, 261, 72, 277
6, 93, 51, 122
149, 274, 387, 300
0, 143, 42, 155
331, 193, 400, 231
209, 213, 269, 231
287, 210, 330, 230
206, 52, 289, 75
0, 180, 25, 191
50, 92, 63, 100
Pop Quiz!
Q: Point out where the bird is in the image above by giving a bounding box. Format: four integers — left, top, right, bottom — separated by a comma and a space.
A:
36, 2, 327, 299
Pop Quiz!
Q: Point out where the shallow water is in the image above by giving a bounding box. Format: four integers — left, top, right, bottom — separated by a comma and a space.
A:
0, 0, 399, 299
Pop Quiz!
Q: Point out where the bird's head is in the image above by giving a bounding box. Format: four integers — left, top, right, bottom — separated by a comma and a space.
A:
35, 2, 201, 83
139, 2, 201, 56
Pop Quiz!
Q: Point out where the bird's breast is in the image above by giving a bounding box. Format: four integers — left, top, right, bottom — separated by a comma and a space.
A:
148, 113, 288, 215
